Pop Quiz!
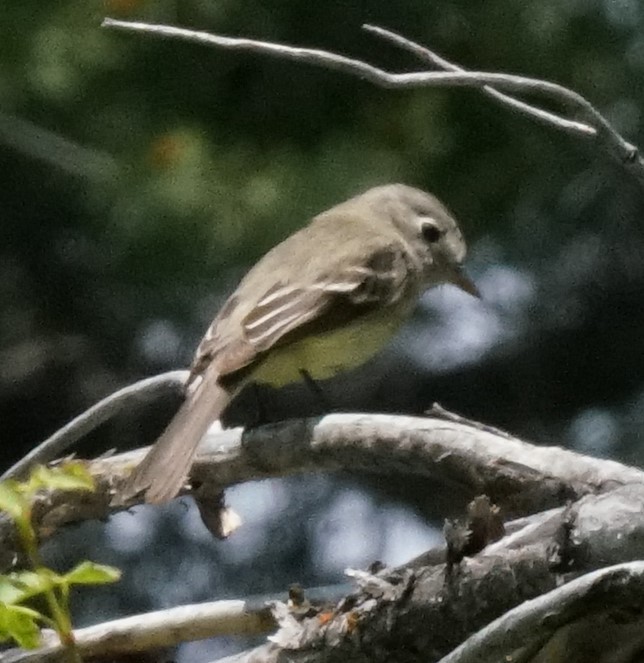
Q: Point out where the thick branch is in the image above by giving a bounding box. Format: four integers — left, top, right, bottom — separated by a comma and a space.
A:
438, 561, 644, 663
7, 488, 644, 662
91, 409, 644, 520
213, 515, 644, 663
2, 405, 643, 570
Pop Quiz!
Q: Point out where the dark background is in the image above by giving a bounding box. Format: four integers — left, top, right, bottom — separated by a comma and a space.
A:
2, 1, 644, 660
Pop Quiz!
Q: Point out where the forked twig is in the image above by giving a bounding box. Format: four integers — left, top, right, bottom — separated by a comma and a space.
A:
102, 18, 644, 183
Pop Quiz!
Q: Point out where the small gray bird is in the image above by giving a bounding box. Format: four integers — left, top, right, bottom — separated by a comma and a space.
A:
122, 184, 479, 504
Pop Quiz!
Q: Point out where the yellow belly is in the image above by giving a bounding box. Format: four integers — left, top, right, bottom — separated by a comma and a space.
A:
248, 302, 411, 388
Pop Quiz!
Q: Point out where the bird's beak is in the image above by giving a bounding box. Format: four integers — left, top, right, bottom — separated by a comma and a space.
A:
449, 265, 481, 298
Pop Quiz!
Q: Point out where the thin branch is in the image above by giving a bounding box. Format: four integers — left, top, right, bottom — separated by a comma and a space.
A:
364, 24, 644, 178
2, 583, 352, 663
2, 598, 274, 663
0, 112, 120, 182
363, 24, 595, 137
102, 18, 644, 182
99, 19, 595, 105
0, 371, 187, 481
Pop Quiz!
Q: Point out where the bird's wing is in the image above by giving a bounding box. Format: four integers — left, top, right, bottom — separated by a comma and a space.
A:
242, 247, 411, 351
191, 246, 412, 378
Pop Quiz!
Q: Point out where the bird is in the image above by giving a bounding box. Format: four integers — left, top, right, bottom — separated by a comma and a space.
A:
121, 183, 479, 504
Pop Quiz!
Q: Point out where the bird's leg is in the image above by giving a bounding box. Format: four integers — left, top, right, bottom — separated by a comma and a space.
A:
299, 369, 334, 412
246, 382, 272, 428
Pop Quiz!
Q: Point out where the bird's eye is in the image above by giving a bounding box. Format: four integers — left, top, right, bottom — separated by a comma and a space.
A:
421, 222, 441, 244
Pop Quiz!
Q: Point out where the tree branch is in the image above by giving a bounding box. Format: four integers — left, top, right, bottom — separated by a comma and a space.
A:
188, 411, 644, 513
0, 371, 187, 481
102, 18, 644, 183
2, 400, 643, 570
2, 597, 274, 662
438, 561, 644, 663
362, 24, 593, 137
7, 488, 644, 662
211, 515, 644, 663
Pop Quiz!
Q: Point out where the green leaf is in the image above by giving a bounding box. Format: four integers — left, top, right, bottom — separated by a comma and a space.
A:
63, 561, 121, 586
0, 570, 56, 604
0, 603, 42, 649
0, 482, 28, 520
28, 463, 95, 493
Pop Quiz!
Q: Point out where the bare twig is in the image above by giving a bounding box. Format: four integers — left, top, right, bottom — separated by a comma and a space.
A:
2, 583, 351, 662
98, 19, 594, 103
363, 24, 594, 137
1, 371, 187, 481
102, 18, 644, 182
2, 597, 274, 662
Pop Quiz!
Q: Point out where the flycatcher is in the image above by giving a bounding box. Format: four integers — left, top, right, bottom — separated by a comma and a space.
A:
122, 184, 479, 504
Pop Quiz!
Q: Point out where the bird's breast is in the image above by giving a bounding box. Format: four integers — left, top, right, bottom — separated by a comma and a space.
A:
248, 300, 413, 388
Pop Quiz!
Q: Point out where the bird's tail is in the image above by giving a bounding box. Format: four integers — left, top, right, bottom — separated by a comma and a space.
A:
121, 369, 232, 504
